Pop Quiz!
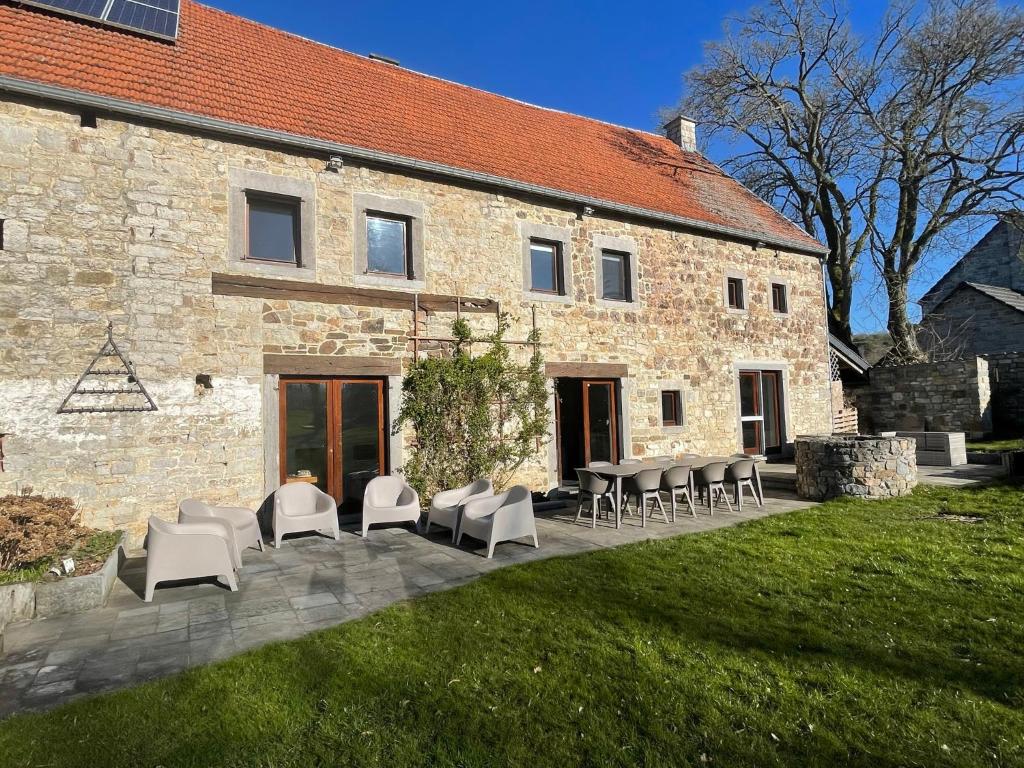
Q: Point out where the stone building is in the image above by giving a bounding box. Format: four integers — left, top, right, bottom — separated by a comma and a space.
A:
0, 1, 832, 542
919, 216, 1024, 357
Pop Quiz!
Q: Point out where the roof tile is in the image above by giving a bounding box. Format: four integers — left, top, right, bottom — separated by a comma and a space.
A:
0, 1, 823, 252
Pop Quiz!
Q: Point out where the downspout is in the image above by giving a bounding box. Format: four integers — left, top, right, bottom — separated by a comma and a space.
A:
820, 257, 836, 435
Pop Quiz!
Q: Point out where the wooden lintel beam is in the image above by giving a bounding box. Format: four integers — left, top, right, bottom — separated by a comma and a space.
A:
263, 354, 402, 377
212, 272, 494, 314
545, 362, 629, 379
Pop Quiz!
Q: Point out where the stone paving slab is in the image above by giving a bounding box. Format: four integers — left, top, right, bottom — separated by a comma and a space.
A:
0, 491, 815, 719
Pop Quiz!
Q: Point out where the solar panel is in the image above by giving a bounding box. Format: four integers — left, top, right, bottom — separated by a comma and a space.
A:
19, 0, 181, 40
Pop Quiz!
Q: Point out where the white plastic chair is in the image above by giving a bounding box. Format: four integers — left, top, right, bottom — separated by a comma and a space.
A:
144, 516, 237, 602
457, 485, 539, 559
273, 483, 340, 548
178, 499, 263, 568
362, 476, 420, 537
425, 479, 493, 541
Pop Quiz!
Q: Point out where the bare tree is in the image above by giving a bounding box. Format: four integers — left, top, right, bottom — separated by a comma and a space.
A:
676, 0, 1024, 359
678, 0, 870, 342
839, 0, 1024, 363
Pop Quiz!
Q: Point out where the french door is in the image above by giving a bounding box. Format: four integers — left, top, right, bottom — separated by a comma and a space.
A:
738, 370, 784, 455
582, 380, 618, 465
279, 378, 386, 512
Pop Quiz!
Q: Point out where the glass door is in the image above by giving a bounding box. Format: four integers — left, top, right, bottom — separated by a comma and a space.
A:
582, 380, 618, 465
338, 381, 385, 513
738, 370, 785, 455
280, 380, 332, 495
739, 371, 763, 455
279, 378, 386, 509
761, 371, 783, 454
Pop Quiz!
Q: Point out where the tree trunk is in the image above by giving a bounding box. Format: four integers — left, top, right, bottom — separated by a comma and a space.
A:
826, 259, 854, 342
883, 276, 925, 364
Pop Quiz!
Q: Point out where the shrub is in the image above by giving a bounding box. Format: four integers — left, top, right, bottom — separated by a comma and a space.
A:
395, 315, 550, 503
0, 490, 83, 572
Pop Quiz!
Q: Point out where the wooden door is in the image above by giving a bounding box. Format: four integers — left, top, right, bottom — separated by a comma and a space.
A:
279, 378, 386, 509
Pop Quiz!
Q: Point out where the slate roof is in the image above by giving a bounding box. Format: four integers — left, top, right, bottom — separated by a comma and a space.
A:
0, 0, 825, 255
961, 282, 1024, 315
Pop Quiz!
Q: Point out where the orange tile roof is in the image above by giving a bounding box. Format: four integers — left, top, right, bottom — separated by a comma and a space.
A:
0, 0, 824, 254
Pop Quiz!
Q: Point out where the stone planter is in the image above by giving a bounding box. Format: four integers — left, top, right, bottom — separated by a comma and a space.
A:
795, 435, 918, 501
0, 532, 126, 646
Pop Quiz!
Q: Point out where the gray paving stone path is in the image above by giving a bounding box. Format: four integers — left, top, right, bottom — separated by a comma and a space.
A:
0, 492, 818, 718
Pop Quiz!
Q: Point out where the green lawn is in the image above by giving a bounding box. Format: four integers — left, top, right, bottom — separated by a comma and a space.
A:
967, 438, 1024, 453
2, 483, 1024, 767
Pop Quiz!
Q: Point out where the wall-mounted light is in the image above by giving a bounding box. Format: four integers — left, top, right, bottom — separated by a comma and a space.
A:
753, 240, 766, 251
325, 155, 344, 172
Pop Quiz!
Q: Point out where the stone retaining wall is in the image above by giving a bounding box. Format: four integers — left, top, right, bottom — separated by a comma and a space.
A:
984, 352, 1024, 436
851, 358, 992, 436
795, 435, 918, 501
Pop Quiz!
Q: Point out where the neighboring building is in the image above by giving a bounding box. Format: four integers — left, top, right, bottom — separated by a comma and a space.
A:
919, 216, 1024, 357
0, 1, 832, 541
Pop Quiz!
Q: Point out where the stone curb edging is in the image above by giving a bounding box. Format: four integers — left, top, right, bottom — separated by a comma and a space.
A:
0, 533, 126, 651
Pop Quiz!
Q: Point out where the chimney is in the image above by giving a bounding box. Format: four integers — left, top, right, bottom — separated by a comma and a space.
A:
663, 115, 697, 152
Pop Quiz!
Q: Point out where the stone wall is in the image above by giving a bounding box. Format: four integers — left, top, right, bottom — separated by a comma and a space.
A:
920, 217, 1024, 314
918, 287, 1024, 357
852, 358, 992, 436
0, 97, 833, 543
985, 352, 1024, 436
795, 435, 917, 500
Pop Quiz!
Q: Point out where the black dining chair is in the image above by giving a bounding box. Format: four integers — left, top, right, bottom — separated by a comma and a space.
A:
623, 468, 666, 524
660, 463, 695, 520
574, 468, 614, 528
727, 458, 762, 512
694, 461, 732, 514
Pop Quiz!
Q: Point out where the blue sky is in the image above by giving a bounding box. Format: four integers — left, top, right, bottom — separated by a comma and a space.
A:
207, 0, 980, 335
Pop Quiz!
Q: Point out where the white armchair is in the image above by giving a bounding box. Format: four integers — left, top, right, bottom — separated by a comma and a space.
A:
425, 479, 494, 541
144, 516, 237, 602
457, 485, 539, 559
273, 483, 340, 548
362, 476, 420, 537
178, 498, 263, 568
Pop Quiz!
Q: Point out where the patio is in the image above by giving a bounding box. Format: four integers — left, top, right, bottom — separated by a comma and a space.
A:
0, 459, 1004, 719
0, 490, 815, 718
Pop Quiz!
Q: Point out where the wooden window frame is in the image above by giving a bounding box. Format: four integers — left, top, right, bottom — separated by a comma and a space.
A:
365, 211, 413, 279
601, 249, 632, 302
244, 191, 302, 266
661, 389, 683, 427
529, 238, 563, 295
727, 276, 746, 310
771, 282, 788, 314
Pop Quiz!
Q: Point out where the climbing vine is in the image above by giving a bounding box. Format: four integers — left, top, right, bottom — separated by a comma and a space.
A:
394, 315, 550, 503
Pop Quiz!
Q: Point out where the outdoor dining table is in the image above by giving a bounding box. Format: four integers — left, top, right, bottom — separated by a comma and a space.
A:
577, 456, 765, 529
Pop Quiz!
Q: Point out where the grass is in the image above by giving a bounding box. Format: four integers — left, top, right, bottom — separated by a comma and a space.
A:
2, 484, 1024, 767
0, 531, 122, 585
967, 438, 1024, 453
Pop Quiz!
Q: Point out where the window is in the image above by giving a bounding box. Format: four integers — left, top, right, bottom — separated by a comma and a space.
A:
529, 239, 563, 294
771, 282, 788, 313
246, 194, 301, 265
601, 250, 631, 301
727, 276, 746, 310
0, 219, 4, 251
366, 213, 411, 277
661, 390, 683, 427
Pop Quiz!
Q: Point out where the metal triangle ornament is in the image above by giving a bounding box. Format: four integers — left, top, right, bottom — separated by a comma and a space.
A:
57, 321, 158, 414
